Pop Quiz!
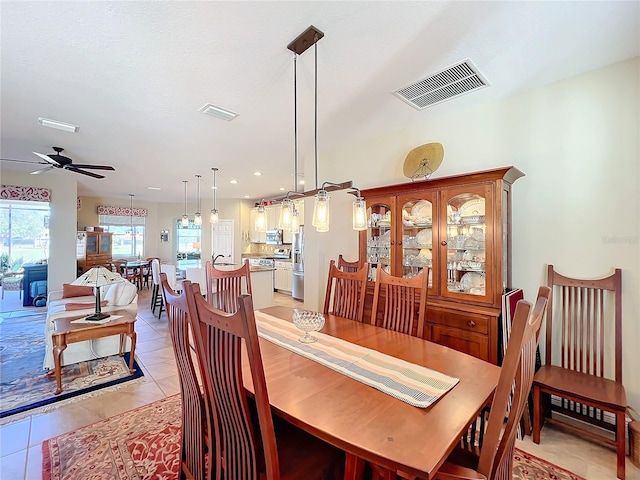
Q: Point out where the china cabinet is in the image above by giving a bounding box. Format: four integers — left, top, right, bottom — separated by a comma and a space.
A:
358, 167, 524, 364
77, 230, 113, 273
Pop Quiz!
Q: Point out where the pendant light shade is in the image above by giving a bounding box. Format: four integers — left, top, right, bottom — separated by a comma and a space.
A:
291, 205, 300, 232
255, 204, 266, 233
312, 190, 330, 232
279, 198, 294, 231
181, 180, 189, 227
194, 174, 202, 225
210, 167, 219, 224
352, 190, 367, 231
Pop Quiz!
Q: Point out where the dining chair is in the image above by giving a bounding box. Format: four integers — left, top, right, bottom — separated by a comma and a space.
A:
366, 286, 550, 480
532, 265, 626, 479
142, 257, 158, 289
150, 259, 163, 316
337, 255, 360, 273
323, 260, 368, 322
182, 282, 345, 480
370, 265, 429, 338
204, 259, 252, 313
116, 258, 140, 289
159, 272, 209, 480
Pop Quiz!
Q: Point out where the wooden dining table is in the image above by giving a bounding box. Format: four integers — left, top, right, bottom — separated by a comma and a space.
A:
243, 306, 501, 479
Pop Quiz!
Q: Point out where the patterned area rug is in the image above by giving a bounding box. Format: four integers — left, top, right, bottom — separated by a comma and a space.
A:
0, 311, 144, 423
42, 394, 586, 480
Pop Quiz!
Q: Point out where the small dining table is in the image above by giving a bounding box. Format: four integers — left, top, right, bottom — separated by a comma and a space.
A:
120, 260, 148, 289
243, 306, 501, 479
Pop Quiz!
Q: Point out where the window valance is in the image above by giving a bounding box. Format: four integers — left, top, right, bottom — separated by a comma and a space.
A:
98, 205, 148, 217
1, 184, 51, 202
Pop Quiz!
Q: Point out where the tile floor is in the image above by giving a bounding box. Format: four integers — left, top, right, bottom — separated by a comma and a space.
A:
1, 289, 638, 480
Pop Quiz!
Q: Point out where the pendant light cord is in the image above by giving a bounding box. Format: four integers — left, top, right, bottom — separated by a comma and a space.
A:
314, 36, 318, 190
183, 181, 188, 216
294, 54, 298, 193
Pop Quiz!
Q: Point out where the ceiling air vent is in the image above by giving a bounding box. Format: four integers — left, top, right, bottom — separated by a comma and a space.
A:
393, 59, 489, 110
199, 103, 238, 121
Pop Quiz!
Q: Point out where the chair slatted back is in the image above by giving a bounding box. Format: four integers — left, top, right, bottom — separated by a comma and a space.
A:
184, 282, 279, 480
337, 255, 359, 273
545, 265, 622, 382
160, 274, 208, 480
370, 265, 428, 337
476, 286, 550, 479
323, 260, 368, 322
205, 260, 253, 313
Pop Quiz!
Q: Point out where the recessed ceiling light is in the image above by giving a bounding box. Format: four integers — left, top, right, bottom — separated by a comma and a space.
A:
38, 117, 79, 133
199, 103, 238, 121
147, 186, 162, 190
244, 195, 250, 198
279, 187, 285, 191
230, 180, 238, 184
211, 186, 218, 190
254, 172, 262, 176
299, 179, 305, 185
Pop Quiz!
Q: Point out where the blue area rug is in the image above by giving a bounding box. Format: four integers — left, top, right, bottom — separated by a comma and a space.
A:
0, 311, 144, 422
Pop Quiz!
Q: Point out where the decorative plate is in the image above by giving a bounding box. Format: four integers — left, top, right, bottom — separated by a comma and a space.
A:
460, 272, 485, 293
416, 229, 432, 247
410, 200, 432, 222
459, 199, 485, 217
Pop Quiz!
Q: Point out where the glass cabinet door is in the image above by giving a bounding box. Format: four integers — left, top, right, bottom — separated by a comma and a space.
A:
86, 233, 98, 254
440, 184, 493, 303
365, 198, 394, 281
397, 192, 437, 291
99, 233, 111, 253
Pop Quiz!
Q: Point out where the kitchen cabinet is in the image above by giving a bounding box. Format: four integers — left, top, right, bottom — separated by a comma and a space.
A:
77, 230, 113, 273
358, 167, 524, 364
274, 260, 292, 293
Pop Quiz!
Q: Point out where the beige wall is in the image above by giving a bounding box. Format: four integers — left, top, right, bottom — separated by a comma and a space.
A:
303, 57, 640, 408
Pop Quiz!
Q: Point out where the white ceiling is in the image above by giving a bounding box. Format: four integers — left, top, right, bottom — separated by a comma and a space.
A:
1, 1, 638, 203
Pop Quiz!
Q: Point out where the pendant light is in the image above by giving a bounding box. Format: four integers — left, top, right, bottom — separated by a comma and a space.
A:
181, 180, 189, 227
291, 205, 300, 232
210, 167, 219, 224
286, 26, 366, 233
194, 174, 202, 225
254, 202, 266, 233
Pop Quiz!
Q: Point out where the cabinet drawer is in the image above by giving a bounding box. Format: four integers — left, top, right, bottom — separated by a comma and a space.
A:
431, 326, 489, 362
427, 309, 489, 334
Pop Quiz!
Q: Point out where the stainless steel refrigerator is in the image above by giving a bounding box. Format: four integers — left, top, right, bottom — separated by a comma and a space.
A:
292, 225, 304, 301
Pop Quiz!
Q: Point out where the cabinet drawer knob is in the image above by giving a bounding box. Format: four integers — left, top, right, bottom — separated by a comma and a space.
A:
441, 240, 448, 246
467, 320, 476, 327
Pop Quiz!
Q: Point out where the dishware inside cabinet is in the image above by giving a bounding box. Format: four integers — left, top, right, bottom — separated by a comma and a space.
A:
365, 200, 394, 281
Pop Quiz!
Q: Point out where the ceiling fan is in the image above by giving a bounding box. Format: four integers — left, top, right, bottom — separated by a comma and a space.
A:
1, 147, 115, 179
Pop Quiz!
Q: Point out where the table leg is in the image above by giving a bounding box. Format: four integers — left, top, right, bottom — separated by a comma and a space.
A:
127, 331, 137, 373
52, 335, 67, 395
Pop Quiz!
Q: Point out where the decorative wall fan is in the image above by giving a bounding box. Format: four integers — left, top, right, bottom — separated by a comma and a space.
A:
1, 147, 115, 179
403, 142, 444, 181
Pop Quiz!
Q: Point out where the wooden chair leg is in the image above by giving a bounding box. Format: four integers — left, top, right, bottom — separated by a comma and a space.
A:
532, 385, 541, 444
344, 453, 365, 480
616, 410, 626, 480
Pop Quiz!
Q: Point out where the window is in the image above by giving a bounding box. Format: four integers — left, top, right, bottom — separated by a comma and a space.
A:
176, 219, 201, 260
99, 214, 145, 257
0, 200, 50, 269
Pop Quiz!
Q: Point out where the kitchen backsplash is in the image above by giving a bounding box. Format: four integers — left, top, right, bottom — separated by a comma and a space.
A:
244, 243, 278, 256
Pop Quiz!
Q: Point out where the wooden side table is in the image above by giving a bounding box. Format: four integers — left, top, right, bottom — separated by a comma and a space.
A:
49, 310, 137, 394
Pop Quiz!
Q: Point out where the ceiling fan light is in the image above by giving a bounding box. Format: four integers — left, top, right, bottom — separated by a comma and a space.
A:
38, 117, 79, 133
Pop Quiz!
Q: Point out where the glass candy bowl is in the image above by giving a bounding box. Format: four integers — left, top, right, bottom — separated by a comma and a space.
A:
292, 309, 325, 343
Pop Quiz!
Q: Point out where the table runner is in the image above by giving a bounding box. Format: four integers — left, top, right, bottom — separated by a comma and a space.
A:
255, 311, 459, 408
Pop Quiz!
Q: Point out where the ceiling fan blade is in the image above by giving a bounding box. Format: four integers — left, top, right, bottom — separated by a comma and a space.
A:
67, 163, 115, 171
31, 166, 55, 175
33, 152, 61, 166
65, 167, 105, 179
1, 157, 47, 165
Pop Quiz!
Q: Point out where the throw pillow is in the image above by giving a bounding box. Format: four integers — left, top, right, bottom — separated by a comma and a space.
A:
103, 281, 137, 306
64, 301, 107, 311
62, 283, 94, 298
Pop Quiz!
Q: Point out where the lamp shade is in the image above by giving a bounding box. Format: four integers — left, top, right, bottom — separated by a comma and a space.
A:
71, 265, 126, 288
352, 197, 367, 230
312, 190, 330, 232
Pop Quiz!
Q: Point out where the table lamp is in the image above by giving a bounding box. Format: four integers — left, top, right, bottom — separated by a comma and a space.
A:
71, 265, 126, 321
